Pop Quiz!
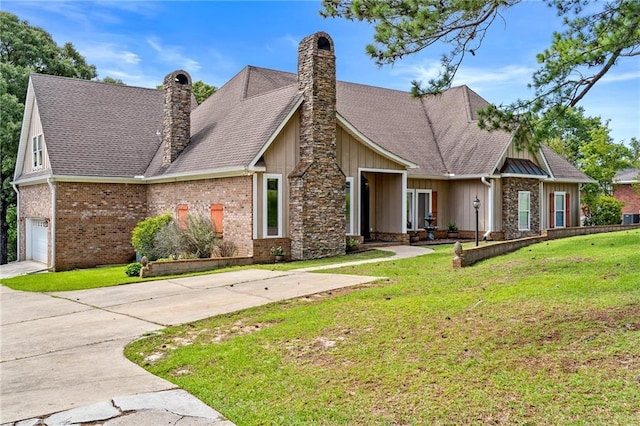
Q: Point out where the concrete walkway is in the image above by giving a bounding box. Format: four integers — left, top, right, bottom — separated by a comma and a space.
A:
0, 260, 48, 279
0, 245, 432, 425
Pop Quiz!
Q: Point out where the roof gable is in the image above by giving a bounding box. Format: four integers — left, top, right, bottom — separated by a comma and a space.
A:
26, 74, 164, 178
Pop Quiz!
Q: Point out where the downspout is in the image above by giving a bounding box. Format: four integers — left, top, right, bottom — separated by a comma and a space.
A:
11, 183, 20, 261
481, 177, 492, 239
47, 178, 56, 270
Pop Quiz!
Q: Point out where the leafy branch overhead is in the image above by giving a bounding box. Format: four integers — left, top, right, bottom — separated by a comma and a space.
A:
321, 0, 640, 145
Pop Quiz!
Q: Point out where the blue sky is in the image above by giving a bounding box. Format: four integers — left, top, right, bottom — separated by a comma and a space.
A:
4, 0, 639, 144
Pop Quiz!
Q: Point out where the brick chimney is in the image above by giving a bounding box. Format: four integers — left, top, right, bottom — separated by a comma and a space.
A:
162, 70, 192, 166
288, 32, 346, 260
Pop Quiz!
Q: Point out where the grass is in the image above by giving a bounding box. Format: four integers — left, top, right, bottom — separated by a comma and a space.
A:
0, 249, 393, 292
125, 229, 640, 425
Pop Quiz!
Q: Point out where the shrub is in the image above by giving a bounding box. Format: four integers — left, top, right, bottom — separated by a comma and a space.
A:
214, 240, 238, 258
131, 213, 173, 260
346, 237, 360, 252
182, 214, 218, 258
153, 222, 183, 260
124, 262, 142, 277
584, 195, 623, 226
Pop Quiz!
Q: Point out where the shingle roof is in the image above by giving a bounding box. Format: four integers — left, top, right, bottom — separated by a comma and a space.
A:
541, 145, 594, 182
615, 167, 640, 183
24, 67, 589, 184
28, 74, 164, 178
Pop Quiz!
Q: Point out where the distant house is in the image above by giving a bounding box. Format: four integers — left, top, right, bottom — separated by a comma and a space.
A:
613, 168, 640, 222
12, 32, 593, 271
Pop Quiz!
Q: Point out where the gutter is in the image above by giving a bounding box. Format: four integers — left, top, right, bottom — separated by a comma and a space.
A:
47, 177, 56, 270
11, 183, 20, 262
481, 176, 492, 240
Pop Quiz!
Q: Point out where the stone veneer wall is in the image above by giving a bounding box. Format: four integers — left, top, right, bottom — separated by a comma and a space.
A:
289, 32, 346, 260
162, 70, 192, 166
146, 176, 253, 257
17, 184, 51, 264
502, 178, 540, 240
54, 182, 147, 271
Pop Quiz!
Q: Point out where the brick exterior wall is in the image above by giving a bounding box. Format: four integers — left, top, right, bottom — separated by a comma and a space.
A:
289, 32, 346, 260
614, 184, 640, 214
502, 178, 540, 240
17, 184, 52, 263
162, 70, 192, 166
253, 237, 291, 263
146, 176, 253, 257
54, 182, 147, 271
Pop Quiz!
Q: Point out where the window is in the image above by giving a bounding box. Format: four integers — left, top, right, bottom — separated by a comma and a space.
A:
406, 190, 415, 230
518, 191, 530, 231
554, 192, 566, 228
32, 135, 43, 169
264, 174, 282, 237
345, 177, 354, 234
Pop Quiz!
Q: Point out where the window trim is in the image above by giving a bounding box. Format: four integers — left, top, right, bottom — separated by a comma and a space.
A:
518, 191, 531, 231
263, 174, 283, 238
554, 191, 566, 228
32, 134, 43, 170
345, 177, 354, 235
406, 189, 416, 230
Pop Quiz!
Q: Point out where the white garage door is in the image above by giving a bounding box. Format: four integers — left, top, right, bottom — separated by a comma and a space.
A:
27, 219, 48, 263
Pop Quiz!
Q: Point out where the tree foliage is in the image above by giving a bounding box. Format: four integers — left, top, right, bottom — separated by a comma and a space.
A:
322, 0, 640, 147
99, 76, 126, 85
0, 11, 97, 264
192, 80, 217, 104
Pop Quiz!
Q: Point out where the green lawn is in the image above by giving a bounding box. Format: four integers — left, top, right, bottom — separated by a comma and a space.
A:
0, 249, 392, 292
126, 230, 640, 425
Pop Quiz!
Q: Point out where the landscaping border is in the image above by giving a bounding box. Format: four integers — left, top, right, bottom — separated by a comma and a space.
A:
453, 224, 640, 268
140, 256, 253, 278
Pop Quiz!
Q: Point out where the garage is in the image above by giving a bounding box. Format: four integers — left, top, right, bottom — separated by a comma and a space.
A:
27, 218, 48, 264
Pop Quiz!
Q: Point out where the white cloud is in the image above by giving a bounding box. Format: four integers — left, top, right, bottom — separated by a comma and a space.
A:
147, 37, 201, 72
83, 43, 141, 65
600, 70, 640, 84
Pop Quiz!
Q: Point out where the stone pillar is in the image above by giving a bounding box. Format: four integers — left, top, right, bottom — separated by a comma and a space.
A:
162, 70, 192, 166
288, 32, 346, 260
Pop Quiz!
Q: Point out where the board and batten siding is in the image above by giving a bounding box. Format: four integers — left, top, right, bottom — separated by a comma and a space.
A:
407, 178, 450, 228
336, 126, 405, 175
542, 182, 581, 229
22, 99, 49, 175
448, 180, 490, 233
260, 111, 300, 238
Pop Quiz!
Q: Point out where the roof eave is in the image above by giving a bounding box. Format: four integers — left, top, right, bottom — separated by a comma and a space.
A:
544, 176, 596, 184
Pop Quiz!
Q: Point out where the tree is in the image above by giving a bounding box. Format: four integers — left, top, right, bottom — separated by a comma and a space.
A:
321, 0, 640, 146
192, 80, 216, 104
0, 12, 97, 264
157, 80, 216, 104
99, 76, 126, 85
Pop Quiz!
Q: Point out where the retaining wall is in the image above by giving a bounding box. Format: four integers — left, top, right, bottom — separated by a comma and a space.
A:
141, 256, 253, 278
453, 224, 640, 268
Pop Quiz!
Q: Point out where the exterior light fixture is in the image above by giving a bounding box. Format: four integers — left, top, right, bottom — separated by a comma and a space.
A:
473, 195, 480, 247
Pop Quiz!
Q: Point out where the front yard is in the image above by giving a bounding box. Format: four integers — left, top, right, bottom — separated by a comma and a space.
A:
125, 230, 640, 425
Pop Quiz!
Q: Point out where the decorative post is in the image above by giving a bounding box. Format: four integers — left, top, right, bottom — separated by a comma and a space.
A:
473, 196, 480, 247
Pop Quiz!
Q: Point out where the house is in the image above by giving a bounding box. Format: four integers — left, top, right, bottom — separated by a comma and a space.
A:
613, 168, 640, 223
12, 32, 593, 271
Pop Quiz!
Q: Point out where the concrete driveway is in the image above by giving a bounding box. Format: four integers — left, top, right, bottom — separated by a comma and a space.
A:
0, 245, 432, 424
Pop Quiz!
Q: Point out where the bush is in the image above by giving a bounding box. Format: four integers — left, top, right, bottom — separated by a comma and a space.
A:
584, 195, 623, 226
153, 222, 183, 260
213, 240, 238, 258
182, 214, 218, 258
131, 213, 173, 260
124, 262, 142, 277
346, 237, 360, 252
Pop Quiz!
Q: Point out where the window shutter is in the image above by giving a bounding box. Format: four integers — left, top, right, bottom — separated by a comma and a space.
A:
177, 204, 188, 229
549, 193, 555, 228
432, 191, 438, 226
565, 193, 570, 227
210, 204, 224, 236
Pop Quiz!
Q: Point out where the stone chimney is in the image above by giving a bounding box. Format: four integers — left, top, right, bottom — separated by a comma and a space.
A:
162, 70, 192, 166
288, 32, 346, 260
